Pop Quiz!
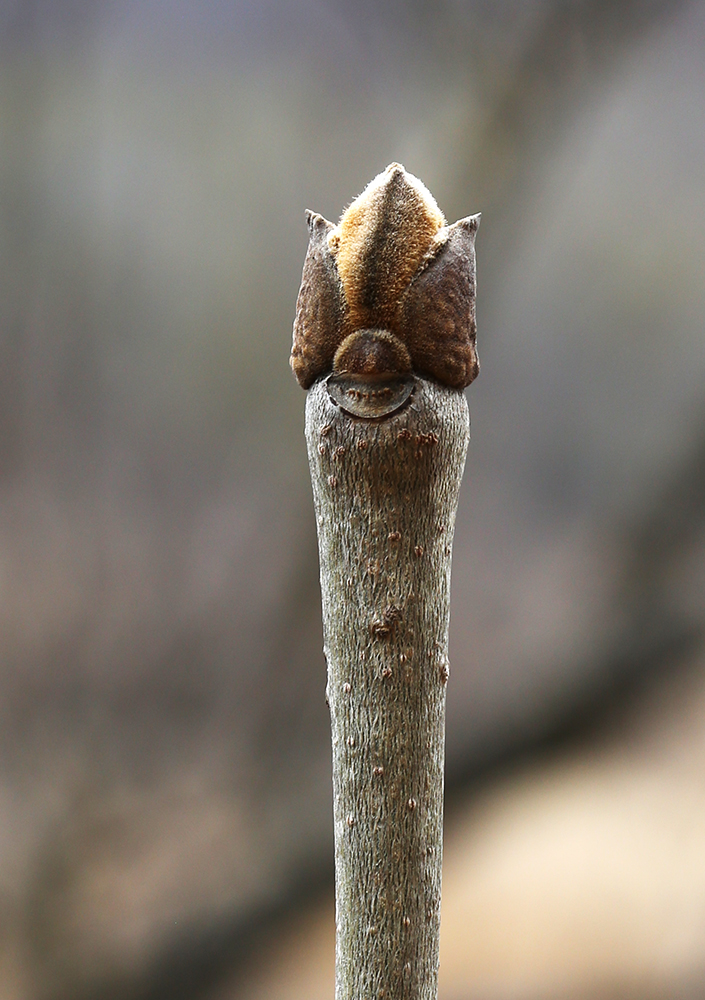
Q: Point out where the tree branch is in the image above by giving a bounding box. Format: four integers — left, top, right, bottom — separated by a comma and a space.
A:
292, 164, 476, 998
306, 378, 468, 998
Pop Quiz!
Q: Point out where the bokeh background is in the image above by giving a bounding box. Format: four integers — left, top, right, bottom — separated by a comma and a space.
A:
1, 1, 705, 998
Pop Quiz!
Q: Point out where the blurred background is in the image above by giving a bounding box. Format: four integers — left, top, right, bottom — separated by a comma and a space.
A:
1, 1, 705, 997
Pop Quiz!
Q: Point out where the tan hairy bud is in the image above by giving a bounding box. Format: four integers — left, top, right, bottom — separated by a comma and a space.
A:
290, 163, 480, 391
332, 163, 445, 333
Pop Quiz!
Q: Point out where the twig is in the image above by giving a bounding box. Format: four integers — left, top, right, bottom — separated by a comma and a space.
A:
291, 164, 478, 1000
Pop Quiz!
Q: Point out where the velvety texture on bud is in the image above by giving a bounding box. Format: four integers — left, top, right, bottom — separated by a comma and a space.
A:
290, 163, 480, 391
333, 330, 412, 379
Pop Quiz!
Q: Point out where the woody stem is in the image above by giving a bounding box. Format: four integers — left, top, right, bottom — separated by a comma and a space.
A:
305, 376, 469, 1000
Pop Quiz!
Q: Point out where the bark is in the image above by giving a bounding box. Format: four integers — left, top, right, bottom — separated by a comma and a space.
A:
305, 376, 470, 1000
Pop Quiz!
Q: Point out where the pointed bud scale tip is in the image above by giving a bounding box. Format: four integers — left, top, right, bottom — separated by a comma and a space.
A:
455, 212, 481, 238
290, 165, 480, 391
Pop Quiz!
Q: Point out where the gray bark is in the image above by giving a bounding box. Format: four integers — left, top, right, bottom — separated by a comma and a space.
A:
305, 376, 470, 1000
